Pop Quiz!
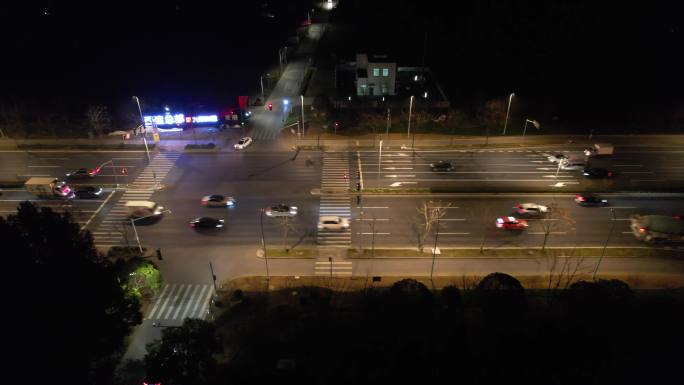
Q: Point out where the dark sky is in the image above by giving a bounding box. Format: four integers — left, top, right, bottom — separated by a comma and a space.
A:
1, 1, 683, 128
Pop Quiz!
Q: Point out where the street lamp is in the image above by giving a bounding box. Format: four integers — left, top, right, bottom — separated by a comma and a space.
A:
502, 92, 514, 135
593, 208, 616, 280
259, 209, 271, 283
407, 95, 414, 139
377, 140, 383, 188
523, 119, 540, 137
130, 210, 171, 253
300, 94, 305, 138
132, 96, 151, 162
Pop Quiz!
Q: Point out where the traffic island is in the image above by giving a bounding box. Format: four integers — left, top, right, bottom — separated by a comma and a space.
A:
183, 143, 219, 152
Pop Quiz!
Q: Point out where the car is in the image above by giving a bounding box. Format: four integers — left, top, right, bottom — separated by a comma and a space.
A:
318, 216, 350, 231
74, 186, 103, 199
547, 154, 568, 163
429, 161, 454, 171
189, 217, 225, 229
234, 137, 253, 149
201, 194, 236, 207
514, 203, 549, 216
559, 159, 586, 170
264, 204, 298, 217
496, 216, 528, 230
574, 194, 608, 206
582, 167, 614, 178
66, 167, 100, 179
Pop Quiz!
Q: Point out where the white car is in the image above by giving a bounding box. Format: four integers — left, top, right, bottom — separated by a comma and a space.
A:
201, 194, 236, 208
264, 204, 298, 217
234, 137, 253, 150
514, 203, 549, 216
318, 216, 350, 230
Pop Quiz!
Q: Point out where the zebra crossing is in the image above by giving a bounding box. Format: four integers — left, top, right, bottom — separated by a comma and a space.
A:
92, 152, 181, 247
314, 258, 353, 276
318, 152, 352, 246
146, 283, 214, 321
250, 126, 280, 140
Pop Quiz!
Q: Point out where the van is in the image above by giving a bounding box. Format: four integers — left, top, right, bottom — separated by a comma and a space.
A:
125, 201, 164, 218
559, 157, 585, 170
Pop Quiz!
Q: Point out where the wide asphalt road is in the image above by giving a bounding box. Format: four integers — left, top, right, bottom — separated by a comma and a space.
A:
355, 145, 684, 192
134, 147, 322, 250
350, 194, 684, 249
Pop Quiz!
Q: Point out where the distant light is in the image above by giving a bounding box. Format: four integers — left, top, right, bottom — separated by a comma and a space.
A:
192, 115, 218, 123
283, 99, 289, 105
348, 96, 351, 101
164, 106, 170, 112
423, 92, 428, 98
382, 97, 385, 101
414, 75, 419, 81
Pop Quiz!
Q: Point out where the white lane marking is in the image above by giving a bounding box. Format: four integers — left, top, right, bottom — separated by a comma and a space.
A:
27, 165, 60, 168
356, 232, 391, 235
383, 167, 413, 170
389, 182, 417, 187
145, 285, 171, 320
385, 174, 416, 178
356, 206, 389, 209
355, 218, 390, 221
528, 232, 567, 235
601, 207, 636, 209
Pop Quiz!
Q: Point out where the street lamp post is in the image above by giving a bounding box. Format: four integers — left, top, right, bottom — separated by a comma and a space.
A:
523, 119, 540, 138
502, 92, 515, 135
259, 209, 271, 283
300, 95, 305, 137
386, 108, 391, 138
132, 96, 151, 162
430, 216, 440, 283
130, 210, 171, 254
593, 208, 616, 280
407, 95, 414, 139
260, 76, 265, 102
377, 140, 383, 188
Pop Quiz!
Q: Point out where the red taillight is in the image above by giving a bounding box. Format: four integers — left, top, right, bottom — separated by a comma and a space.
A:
639, 227, 646, 233
576, 195, 585, 201
201, 200, 207, 205
189, 223, 195, 228
608, 171, 613, 177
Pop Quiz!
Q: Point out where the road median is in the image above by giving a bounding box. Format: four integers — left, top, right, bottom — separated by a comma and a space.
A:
346, 247, 681, 259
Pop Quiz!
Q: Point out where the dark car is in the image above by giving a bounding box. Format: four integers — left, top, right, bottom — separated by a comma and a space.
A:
430, 161, 454, 171
189, 217, 225, 229
574, 194, 608, 206
74, 186, 103, 199
66, 167, 99, 179
582, 167, 613, 178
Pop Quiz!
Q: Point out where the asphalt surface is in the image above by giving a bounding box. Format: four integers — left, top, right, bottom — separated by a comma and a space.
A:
350, 194, 683, 249
355, 145, 684, 192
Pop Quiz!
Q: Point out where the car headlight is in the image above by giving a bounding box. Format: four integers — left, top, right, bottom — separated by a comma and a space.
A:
318, 225, 323, 229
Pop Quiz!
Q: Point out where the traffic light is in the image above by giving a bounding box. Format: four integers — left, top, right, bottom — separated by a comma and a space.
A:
356, 182, 361, 191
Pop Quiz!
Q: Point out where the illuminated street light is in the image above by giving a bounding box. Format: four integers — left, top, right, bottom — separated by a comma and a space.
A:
502, 92, 515, 135
132, 96, 151, 162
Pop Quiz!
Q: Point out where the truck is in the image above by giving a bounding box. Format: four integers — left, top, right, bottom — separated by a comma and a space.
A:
630, 215, 684, 244
24, 177, 73, 198
584, 143, 614, 156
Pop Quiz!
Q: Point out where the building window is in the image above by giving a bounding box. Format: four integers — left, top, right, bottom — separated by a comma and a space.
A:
372, 68, 380, 77
382, 68, 389, 77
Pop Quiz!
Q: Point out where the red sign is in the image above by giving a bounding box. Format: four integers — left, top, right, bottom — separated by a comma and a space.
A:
238, 95, 249, 109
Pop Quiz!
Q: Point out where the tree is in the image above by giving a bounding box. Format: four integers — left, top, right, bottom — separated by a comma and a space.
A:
474, 272, 527, 318
144, 318, 223, 385
478, 99, 506, 127
413, 200, 450, 251
538, 202, 576, 251
86, 105, 112, 138
0, 202, 141, 384
115, 257, 163, 300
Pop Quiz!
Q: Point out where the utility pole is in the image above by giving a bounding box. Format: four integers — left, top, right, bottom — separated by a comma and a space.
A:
260, 76, 265, 102
386, 108, 391, 138
593, 208, 616, 280
407, 95, 414, 139
301, 95, 305, 137
377, 140, 383, 188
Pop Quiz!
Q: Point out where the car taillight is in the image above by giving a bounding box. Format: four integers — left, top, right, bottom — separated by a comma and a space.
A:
639, 227, 646, 233
201, 200, 207, 205
608, 171, 613, 176
189, 223, 195, 228
576, 195, 585, 201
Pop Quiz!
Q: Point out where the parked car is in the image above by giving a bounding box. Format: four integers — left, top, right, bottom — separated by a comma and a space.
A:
201, 194, 236, 207
74, 186, 103, 199
66, 167, 100, 179
264, 204, 298, 217
582, 167, 614, 178
514, 203, 549, 216
496, 216, 528, 230
429, 161, 454, 171
234, 137, 253, 150
574, 194, 608, 206
189, 217, 225, 229
318, 216, 350, 230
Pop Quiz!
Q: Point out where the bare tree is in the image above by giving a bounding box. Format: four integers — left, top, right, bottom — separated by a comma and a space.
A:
538, 203, 576, 251
277, 216, 296, 250
86, 105, 112, 138
478, 99, 506, 127
0, 104, 26, 137
413, 200, 450, 252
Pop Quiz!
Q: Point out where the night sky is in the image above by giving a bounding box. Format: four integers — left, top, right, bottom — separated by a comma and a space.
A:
1, 1, 683, 129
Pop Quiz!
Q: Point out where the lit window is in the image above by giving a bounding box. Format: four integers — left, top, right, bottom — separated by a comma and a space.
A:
382, 68, 389, 77
372, 68, 380, 77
